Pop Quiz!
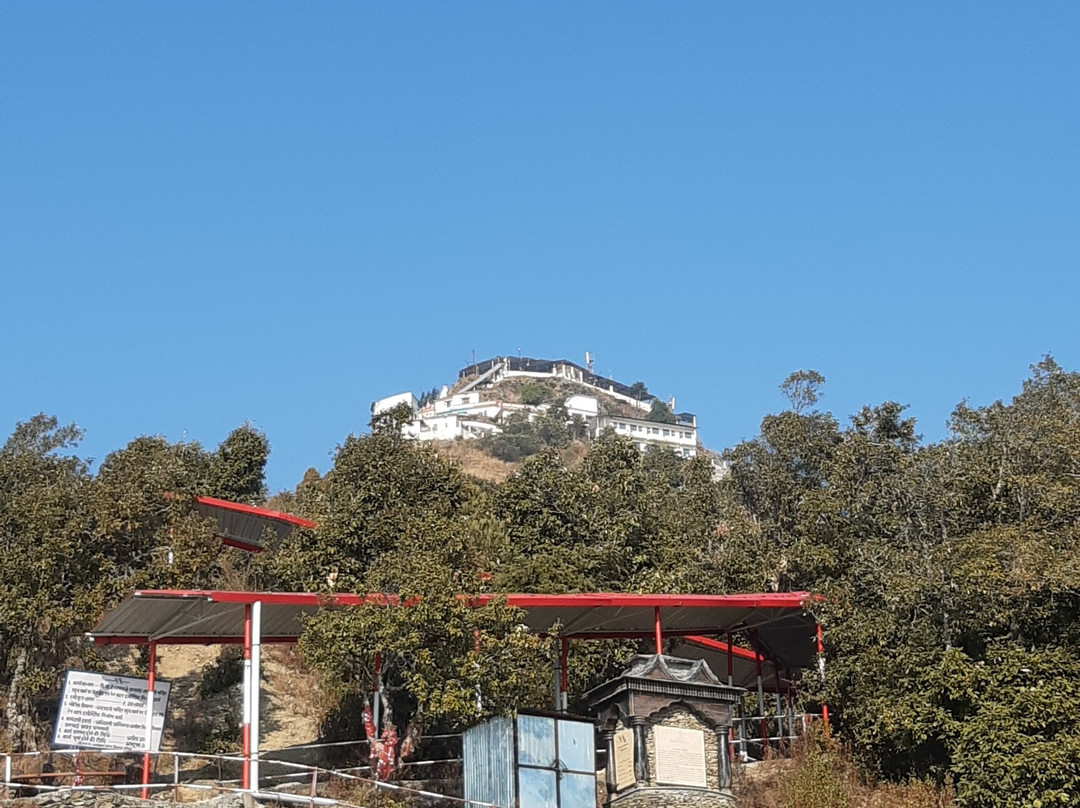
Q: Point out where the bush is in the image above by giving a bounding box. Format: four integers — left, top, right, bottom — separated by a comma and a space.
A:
519, 382, 551, 406
738, 733, 954, 808
778, 736, 856, 808
481, 407, 569, 462
198, 646, 244, 698
946, 646, 1080, 808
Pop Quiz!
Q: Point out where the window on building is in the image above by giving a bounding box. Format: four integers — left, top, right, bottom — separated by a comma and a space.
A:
662, 429, 670, 437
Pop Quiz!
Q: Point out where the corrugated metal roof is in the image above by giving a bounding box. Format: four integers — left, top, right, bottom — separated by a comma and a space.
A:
88, 590, 820, 672
194, 497, 315, 552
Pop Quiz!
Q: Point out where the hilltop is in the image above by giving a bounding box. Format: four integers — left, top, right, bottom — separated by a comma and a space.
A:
373, 353, 725, 474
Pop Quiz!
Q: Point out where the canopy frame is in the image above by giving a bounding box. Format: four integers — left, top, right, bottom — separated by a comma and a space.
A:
87, 589, 827, 791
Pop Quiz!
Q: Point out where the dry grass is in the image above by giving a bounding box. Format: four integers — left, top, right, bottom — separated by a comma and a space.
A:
434, 440, 521, 482
259, 645, 324, 753
735, 736, 954, 808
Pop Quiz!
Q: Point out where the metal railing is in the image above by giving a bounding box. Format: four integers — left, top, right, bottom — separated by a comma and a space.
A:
732, 710, 823, 760
1, 747, 482, 807
1, 715, 821, 805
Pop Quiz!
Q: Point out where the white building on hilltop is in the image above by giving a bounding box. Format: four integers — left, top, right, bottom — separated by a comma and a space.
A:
592, 413, 699, 458
371, 353, 704, 459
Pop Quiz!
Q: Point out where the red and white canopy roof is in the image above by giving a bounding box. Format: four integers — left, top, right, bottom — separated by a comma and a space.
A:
88, 590, 821, 673
193, 497, 315, 552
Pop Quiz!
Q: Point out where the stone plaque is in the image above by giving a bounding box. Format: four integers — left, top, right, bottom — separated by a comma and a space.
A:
612, 728, 635, 791
653, 725, 707, 788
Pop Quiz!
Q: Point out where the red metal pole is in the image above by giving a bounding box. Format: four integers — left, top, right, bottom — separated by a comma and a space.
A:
373, 652, 382, 736
726, 631, 738, 763
653, 607, 663, 655
141, 642, 157, 799
559, 638, 569, 711
726, 631, 734, 686
242, 604, 252, 790
754, 640, 766, 751
474, 629, 483, 712
816, 623, 830, 737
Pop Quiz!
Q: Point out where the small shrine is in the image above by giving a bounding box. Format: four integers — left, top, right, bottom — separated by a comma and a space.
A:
587, 654, 743, 808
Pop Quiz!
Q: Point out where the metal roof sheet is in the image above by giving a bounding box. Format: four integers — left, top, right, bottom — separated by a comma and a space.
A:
88, 590, 821, 672
193, 497, 315, 552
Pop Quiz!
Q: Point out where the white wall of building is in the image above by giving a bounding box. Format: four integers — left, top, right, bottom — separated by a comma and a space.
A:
372, 392, 418, 416
564, 395, 599, 419
592, 415, 699, 457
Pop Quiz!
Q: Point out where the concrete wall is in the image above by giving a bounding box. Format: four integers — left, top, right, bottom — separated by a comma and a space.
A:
371, 391, 418, 416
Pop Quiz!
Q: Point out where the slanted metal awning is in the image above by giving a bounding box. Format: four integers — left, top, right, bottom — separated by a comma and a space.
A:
193, 497, 315, 552
88, 590, 820, 673
672, 637, 796, 691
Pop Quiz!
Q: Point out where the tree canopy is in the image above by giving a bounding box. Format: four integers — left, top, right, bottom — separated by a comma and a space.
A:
3, 359, 1080, 806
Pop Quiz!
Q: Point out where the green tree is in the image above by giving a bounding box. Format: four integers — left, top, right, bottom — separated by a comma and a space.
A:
645, 399, 677, 424
781, 369, 826, 414
272, 423, 469, 591
208, 424, 269, 504
0, 416, 93, 751
290, 427, 547, 738
519, 381, 551, 406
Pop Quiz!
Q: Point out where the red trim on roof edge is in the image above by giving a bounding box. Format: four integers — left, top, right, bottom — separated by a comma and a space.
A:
195, 496, 316, 529
131, 589, 819, 610
91, 635, 299, 646
220, 537, 265, 553
684, 635, 762, 661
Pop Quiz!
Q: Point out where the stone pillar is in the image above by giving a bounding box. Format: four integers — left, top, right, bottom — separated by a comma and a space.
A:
631, 717, 650, 783
716, 730, 731, 789
602, 730, 617, 794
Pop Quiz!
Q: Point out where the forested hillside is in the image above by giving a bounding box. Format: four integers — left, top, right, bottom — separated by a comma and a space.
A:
3, 358, 1079, 806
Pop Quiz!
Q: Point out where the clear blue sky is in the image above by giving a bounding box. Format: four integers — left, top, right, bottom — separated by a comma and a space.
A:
3, 3, 1078, 493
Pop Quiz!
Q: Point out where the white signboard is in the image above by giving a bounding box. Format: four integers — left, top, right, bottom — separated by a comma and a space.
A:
654, 725, 707, 788
612, 728, 636, 791
53, 670, 171, 751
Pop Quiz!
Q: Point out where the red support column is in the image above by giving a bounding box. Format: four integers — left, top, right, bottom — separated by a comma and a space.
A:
816, 623, 830, 737
242, 604, 252, 790
725, 632, 734, 686
653, 607, 663, 655
250, 600, 262, 791
373, 652, 383, 736
141, 642, 157, 799
473, 629, 483, 712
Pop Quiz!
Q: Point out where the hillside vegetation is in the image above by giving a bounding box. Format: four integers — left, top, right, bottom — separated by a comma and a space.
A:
3, 358, 1080, 807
